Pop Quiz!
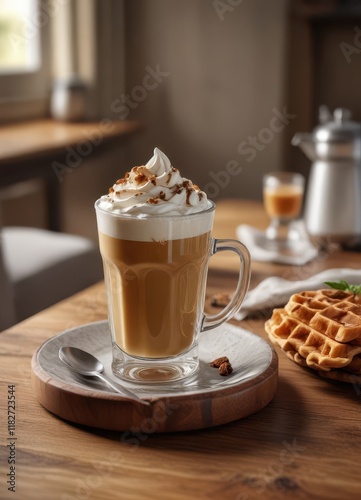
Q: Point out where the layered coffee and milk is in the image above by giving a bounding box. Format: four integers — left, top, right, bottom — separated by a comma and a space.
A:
96, 148, 212, 359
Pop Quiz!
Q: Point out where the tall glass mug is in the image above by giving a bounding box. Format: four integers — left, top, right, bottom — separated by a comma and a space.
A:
95, 200, 251, 384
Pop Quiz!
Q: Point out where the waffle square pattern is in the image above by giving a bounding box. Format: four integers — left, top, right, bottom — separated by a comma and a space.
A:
265, 289, 361, 383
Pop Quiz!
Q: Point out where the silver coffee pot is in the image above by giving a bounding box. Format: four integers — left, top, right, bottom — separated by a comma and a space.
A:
292, 106, 361, 246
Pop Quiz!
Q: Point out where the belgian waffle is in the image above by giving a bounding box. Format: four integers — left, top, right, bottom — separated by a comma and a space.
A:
284, 289, 361, 345
265, 309, 361, 371
265, 289, 361, 383
282, 346, 361, 385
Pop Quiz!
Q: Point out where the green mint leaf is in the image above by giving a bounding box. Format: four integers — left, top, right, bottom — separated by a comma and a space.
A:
348, 284, 361, 295
324, 280, 348, 291
324, 280, 361, 295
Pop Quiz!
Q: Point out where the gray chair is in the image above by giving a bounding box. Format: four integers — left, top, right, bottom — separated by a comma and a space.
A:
0, 226, 103, 331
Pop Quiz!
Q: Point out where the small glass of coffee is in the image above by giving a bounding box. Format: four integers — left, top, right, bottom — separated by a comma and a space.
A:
263, 171, 305, 249
95, 200, 251, 385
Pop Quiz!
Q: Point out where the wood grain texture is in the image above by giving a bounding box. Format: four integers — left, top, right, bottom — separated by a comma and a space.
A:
1, 200, 361, 500
31, 322, 278, 432
0, 119, 143, 165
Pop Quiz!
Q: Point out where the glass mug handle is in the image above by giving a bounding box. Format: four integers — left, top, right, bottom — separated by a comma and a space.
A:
201, 238, 251, 332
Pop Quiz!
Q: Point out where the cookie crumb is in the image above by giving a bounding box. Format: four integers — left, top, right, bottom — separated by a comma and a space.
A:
210, 356, 229, 368
219, 362, 233, 376
211, 293, 231, 308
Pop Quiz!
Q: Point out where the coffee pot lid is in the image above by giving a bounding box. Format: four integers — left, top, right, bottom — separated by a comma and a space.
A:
313, 106, 361, 142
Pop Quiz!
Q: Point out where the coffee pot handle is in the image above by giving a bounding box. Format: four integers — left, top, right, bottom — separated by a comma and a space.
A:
201, 239, 251, 332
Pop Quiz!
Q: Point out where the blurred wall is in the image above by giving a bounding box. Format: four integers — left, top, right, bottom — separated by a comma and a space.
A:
61, 144, 127, 241
286, 15, 361, 177
122, 0, 289, 202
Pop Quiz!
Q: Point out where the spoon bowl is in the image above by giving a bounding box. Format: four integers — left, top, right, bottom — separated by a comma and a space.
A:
59, 346, 150, 406
59, 346, 105, 376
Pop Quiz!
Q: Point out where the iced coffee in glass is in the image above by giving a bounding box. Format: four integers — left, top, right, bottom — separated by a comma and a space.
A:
263, 171, 305, 248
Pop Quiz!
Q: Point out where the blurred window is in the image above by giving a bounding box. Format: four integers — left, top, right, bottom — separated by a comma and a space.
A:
0, 0, 50, 120
0, 0, 40, 73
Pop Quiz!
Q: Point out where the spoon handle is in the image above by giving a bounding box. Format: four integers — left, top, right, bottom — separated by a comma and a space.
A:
95, 373, 150, 406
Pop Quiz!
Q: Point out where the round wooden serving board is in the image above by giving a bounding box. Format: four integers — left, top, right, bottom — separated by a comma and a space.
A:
31, 321, 278, 432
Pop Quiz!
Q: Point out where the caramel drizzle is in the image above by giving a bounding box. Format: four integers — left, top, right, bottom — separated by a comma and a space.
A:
134, 174, 147, 184
169, 179, 204, 205
110, 164, 205, 207
147, 197, 159, 204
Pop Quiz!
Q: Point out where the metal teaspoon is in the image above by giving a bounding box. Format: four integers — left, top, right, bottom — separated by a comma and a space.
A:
58, 346, 150, 406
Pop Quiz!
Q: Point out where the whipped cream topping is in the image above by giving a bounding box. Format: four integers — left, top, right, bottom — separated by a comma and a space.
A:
98, 148, 209, 215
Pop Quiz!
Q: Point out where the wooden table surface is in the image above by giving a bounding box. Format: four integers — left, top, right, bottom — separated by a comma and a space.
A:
1, 199, 361, 500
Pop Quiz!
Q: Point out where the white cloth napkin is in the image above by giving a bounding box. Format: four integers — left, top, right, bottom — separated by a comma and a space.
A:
236, 268, 361, 320
237, 223, 318, 265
